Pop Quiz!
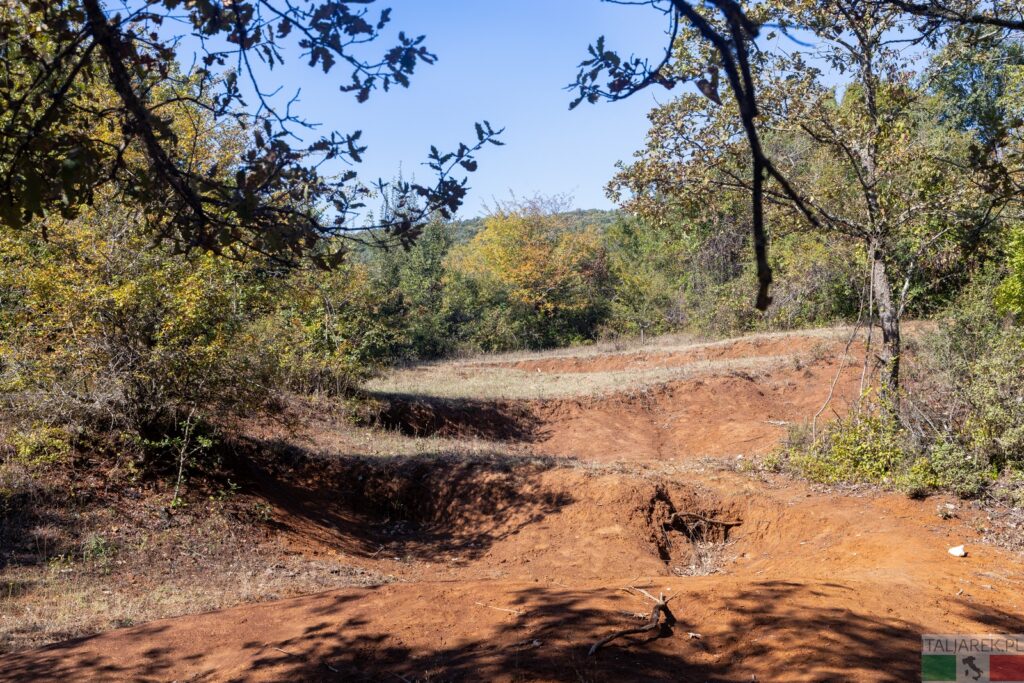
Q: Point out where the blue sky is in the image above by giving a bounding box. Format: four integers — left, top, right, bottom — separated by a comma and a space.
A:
246, 1, 674, 217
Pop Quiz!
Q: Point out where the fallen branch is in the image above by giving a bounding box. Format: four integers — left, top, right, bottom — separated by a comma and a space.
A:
668, 512, 743, 528
588, 590, 677, 656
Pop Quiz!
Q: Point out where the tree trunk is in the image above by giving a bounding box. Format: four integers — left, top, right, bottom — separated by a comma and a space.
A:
869, 239, 901, 408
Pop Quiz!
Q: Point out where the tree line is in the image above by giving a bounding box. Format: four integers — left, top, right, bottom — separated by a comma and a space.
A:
2, 1, 1024, 501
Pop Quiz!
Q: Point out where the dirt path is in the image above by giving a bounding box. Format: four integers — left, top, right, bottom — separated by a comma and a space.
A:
3, 328, 1022, 682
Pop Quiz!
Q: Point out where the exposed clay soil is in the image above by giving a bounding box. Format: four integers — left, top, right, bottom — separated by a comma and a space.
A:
3, 328, 1023, 682
472, 332, 837, 374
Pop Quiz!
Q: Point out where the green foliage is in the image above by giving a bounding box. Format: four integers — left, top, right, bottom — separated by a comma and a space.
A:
256, 264, 401, 395
597, 208, 862, 338
901, 442, 995, 500
0, 200, 272, 443
0, 196, 634, 471
600, 215, 689, 337
441, 202, 612, 352
8, 424, 71, 467
921, 274, 1024, 472
764, 235, 863, 328
3, 1, 1024, 500
786, 275, 1024, 501
996, 223, 1024, 315
783, 395, 995, 499
789, 395, 909, 485
0, 1, 499, 262
0, 195, 402, 468
607, 1, 1016, 401
366, 221, 460, 360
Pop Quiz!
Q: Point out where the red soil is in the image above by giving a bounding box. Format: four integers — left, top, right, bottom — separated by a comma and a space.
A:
473, 332, 836, 374
3, 329, 1022, 682
533, 357, 859, 460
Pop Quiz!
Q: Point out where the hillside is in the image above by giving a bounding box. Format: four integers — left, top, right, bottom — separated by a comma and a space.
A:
4, 328, 1022, 682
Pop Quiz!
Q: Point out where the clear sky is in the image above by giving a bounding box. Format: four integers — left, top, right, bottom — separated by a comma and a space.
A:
252, 1, 675, 217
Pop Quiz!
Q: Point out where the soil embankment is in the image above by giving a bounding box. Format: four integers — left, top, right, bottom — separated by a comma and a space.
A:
4, 328, 1022, 682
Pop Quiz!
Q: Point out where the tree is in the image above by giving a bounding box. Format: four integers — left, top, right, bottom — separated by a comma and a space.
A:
611, 0, 1001, 400
879, 0, 1024, 31
445, 199, 611, 351
367, 219, 460, 360
571, 0, 1024, 311
0, 1, 501, 265
0, 194, 270, 442
602, 215, 690, 339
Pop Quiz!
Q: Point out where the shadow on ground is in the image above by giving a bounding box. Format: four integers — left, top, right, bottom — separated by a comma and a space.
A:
8, 578, 1017, 682
366, 393, 544, 441
233, 437, 573, 562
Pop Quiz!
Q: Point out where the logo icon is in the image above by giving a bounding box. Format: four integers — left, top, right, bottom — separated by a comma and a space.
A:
922, 635, 1024, 682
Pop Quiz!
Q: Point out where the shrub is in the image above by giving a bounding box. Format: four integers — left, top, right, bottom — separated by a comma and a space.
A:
789, 395, 909, 485
915, 271, 1024, 475
899, 441, 995, 499
599, 212, 862, 339
786, 272, 1023, 502
9, 424, 71, 467
443, 200, 612, 352
0, 202, 276, 450
996, 222, 1024, 315
0, 198, 401, 470
256, 264, 401, 396
365, 220, 460, 360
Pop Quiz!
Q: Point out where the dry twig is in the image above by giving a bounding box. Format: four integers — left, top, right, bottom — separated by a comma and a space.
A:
668, 512, 742, 528
588, 589, 677, 656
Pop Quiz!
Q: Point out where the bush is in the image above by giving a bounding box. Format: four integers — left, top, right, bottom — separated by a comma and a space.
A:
442, 200, 612, 352
9, 424, 71, 467
598, 211, 863, 339
996, 222, 1024, 315
256, 264, 401, 396
0, 198, 400, 469
789, 395, 909, 485
900, 442, 995, 499
0, 202, 271, 446
783, 397, 996, 498
915, 271, 1024, 475
600, 215, 689, 338
786, 272, 1023, 502
366, 220, 459, 360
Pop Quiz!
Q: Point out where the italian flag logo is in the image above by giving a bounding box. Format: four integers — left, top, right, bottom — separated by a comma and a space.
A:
923, 635, 1024, 682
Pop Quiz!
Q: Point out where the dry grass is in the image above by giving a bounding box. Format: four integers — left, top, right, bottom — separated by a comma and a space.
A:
239, 394, 534, 459
1, 539, 389, 653
437, 325, 855, 366
366, 354, 802, 401
0, 454, 393, 653
364, 327, 859, 401
443, 330, 708, 364
670, 540, 737, 577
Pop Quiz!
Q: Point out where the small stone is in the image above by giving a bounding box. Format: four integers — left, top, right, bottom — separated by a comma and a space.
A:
948, 545, 967, 557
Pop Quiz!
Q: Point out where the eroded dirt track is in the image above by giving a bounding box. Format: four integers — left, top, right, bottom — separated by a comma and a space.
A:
3, 329, 1023, 682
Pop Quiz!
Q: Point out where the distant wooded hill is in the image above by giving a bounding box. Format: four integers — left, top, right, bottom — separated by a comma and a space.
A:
451, 208, 621, 243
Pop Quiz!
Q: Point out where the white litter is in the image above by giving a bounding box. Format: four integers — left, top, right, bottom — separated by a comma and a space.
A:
948, 545, 967, 557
